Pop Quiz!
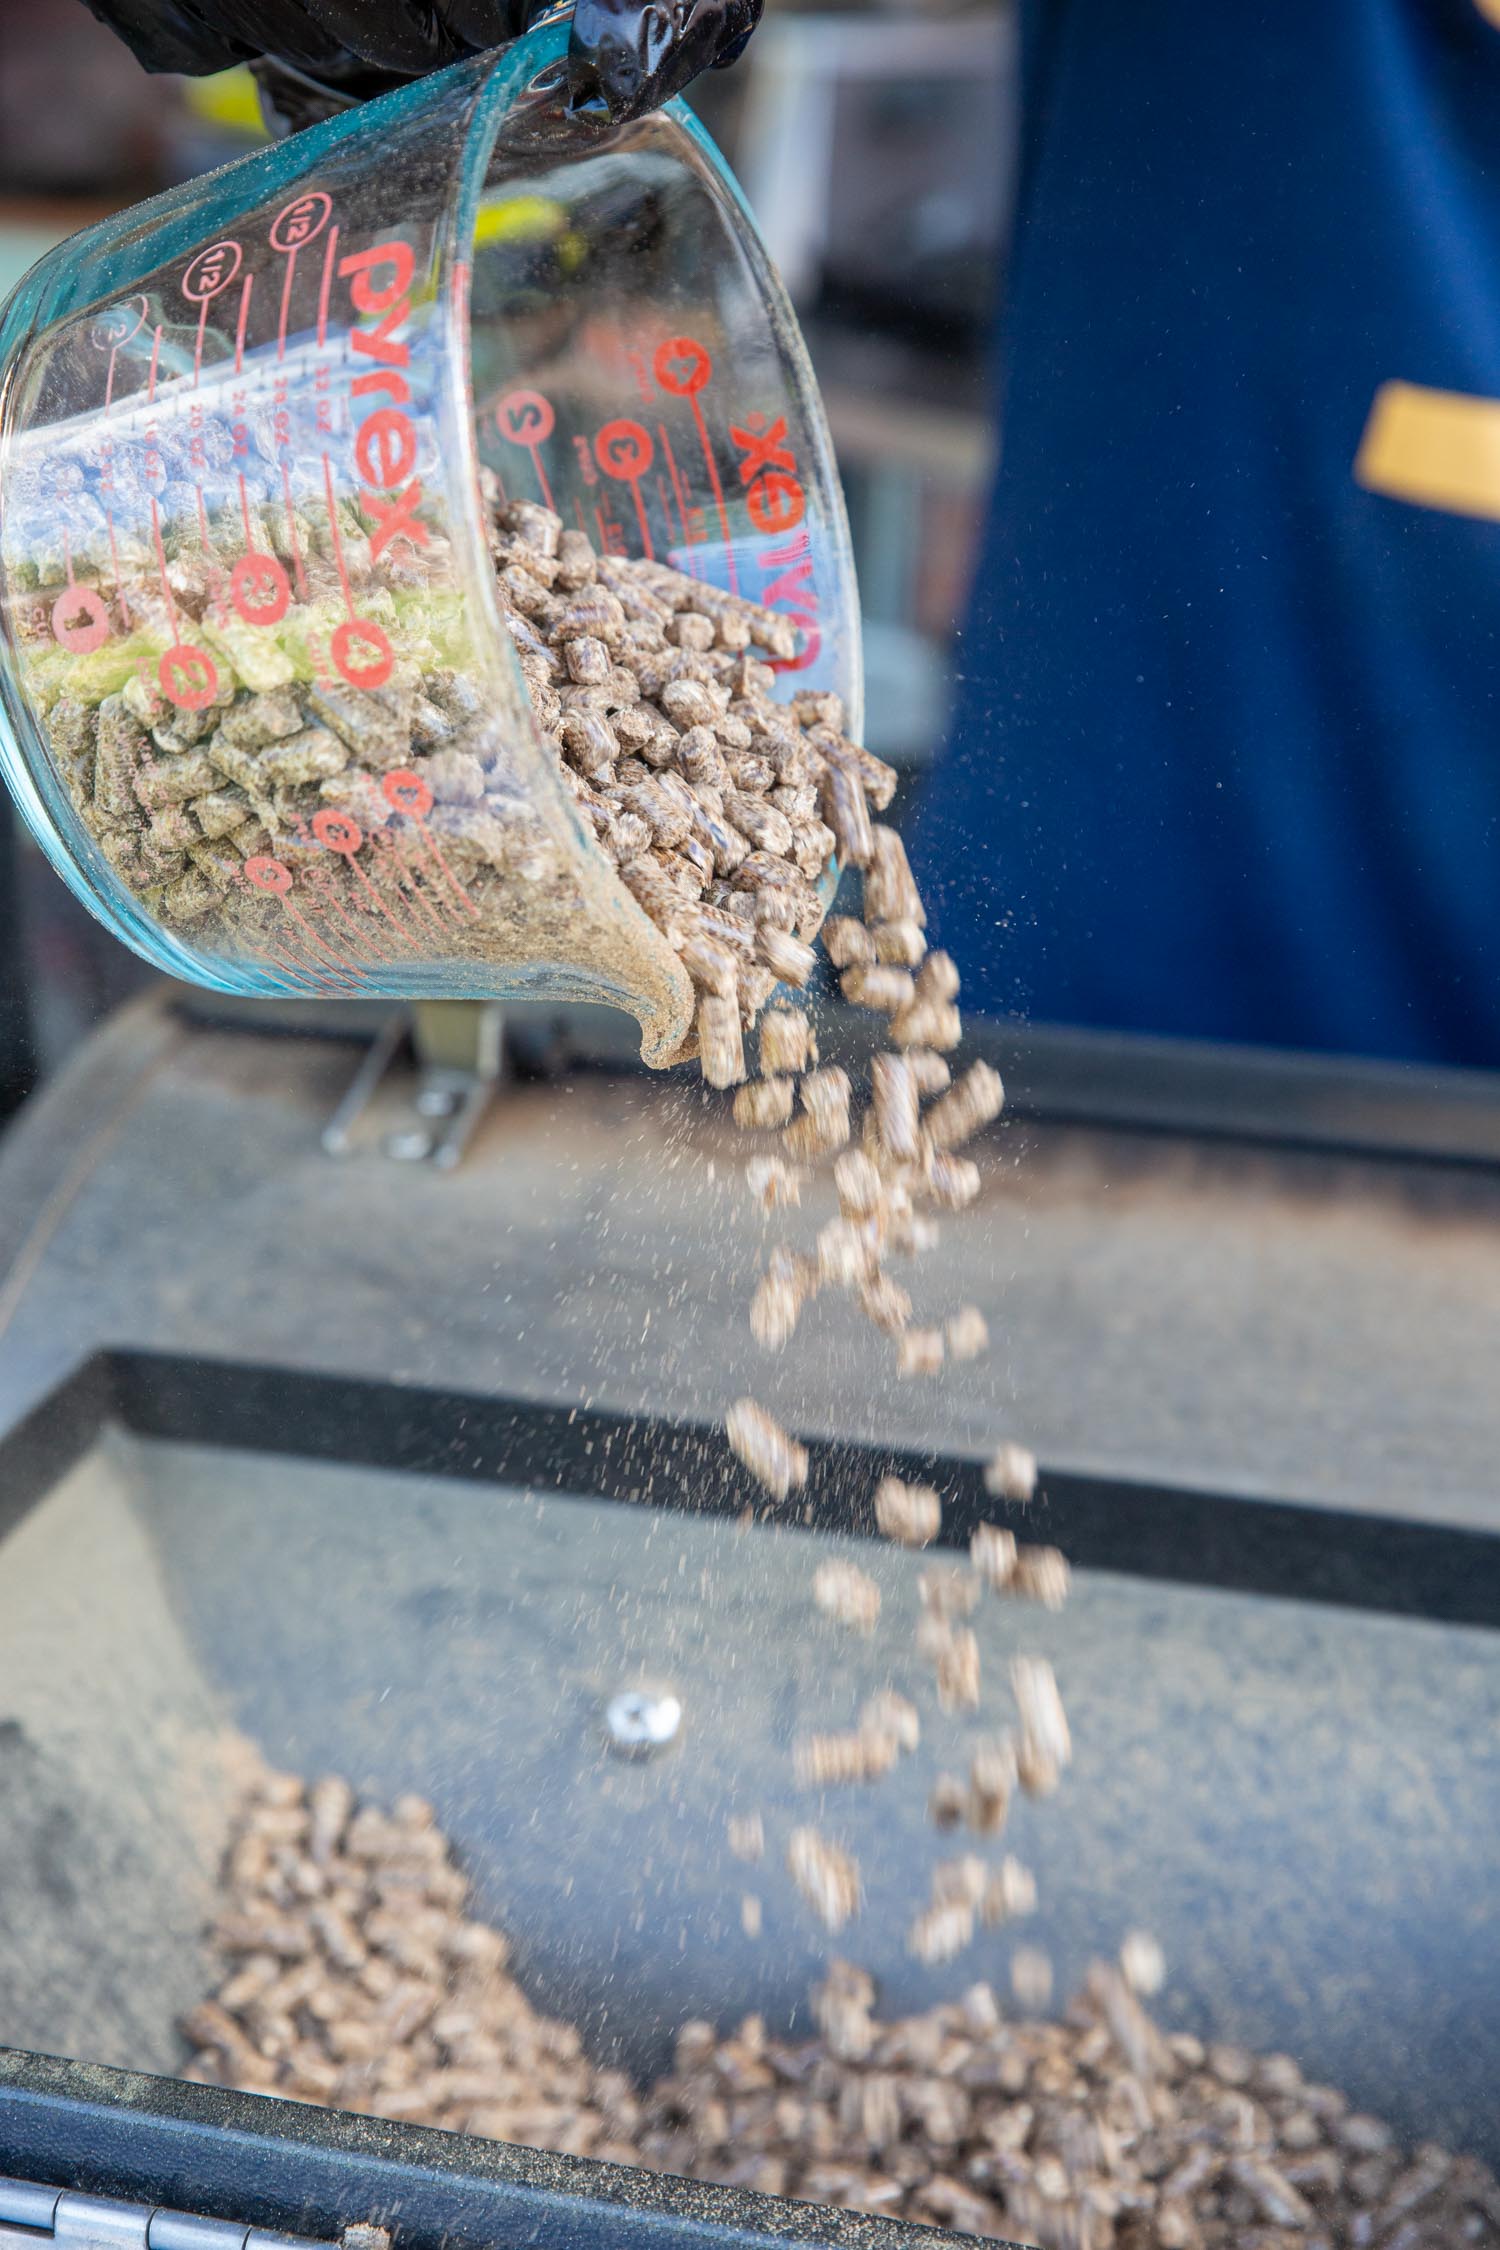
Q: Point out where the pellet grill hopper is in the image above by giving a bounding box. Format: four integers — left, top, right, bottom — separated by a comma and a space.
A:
0, 992, 1497, 2250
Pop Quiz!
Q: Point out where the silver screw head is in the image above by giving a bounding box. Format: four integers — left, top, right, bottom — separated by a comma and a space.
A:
605, 1687, 682, 1758
384, 1127, 434, 1162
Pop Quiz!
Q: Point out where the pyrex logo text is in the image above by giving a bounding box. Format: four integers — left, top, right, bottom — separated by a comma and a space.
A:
340, 241, 429, 562
730, 414, 804, 537
730, 412, 820, 669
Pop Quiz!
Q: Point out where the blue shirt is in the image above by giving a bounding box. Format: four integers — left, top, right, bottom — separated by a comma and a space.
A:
912, 0, 1500, 1065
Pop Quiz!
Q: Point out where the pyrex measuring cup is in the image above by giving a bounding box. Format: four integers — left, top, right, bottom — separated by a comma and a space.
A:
0, 18, 860, 1065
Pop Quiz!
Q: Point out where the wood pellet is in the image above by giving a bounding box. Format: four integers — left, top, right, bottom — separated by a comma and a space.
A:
36, 497, 867, 1048
185, 1758, 1500, 2250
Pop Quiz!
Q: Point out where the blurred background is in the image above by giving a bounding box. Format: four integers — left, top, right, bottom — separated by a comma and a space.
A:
0, 0, 1012, 1119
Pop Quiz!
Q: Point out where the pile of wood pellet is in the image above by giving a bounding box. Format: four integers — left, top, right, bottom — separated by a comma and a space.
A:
35, 490, 879, 1027
181, 1756, 643, 2158
678, 649, 1060, 1959
490, 489, 883, 1069
182, 1759, 1500, 2250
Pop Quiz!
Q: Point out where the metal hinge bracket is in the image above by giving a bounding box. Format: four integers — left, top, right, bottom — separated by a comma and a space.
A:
0, 2178, 379, 2250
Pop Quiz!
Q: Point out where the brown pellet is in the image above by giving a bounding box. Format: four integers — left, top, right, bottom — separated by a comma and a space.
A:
896, 1326, 944, 1378
970, 1522, 1018, 1590
745, 1155, 804, 1210
925, 1061, 1005, 1151
822, 916, 876, 968
873, 1475, 941, 1547
862, 826, 924, 927
759, 1007, 815, 1076
833, 1149, 884, 1219
859, 1689, 920, 1754
871, 1052, 920, 1163
734, 1077, 795, 1130
872, 918, 926, 967
945, 1306, 989, 1360
698, 993, 746, 1088
786, 1828, 862, 1933
840, 963, 917, 1014
756, 924, 816, 986
812, 1558, 882, 1632
1012, 1654, 1072, 1777
985, 1442, 1038, 1503
725, 1398, 808, 1499
857, 1271, 913, 1334
1013, 1544, 1071, 1609
727, 1812, 765, 1863
793, 1729, 899, 1787
905, 1049, 952, 1097
935, 1628, 981, 1713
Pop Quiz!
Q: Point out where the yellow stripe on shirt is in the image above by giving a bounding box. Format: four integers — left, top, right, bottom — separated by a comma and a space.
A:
1355, 380, 1500, 523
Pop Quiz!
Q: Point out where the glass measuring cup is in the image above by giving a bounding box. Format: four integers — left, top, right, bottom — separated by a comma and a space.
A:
0, 19, 860, 1066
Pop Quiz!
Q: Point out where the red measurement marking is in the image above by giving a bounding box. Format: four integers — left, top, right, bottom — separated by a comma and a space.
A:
311, 810, 362, 856
595, 420, 655, 561
183, 240, 242, 318
331, 617, 394, 692
691, 394, 734, 592
270, 191, 332, 363
654, 336, 734, 589
289, 905, 359, 979
654, 338, 712, 398
148, 494, 178, 631
661, 425, 701, 571
244, 856, 351, 975
450, 259, 471, 319
238, 471, 254, 551
596, 418, 653, 483
245, 856, 293, 896
304, 864, 393, 961
146, 325, 162, 405
375, 835, 447, 937
277, 255, 296, 364
312, 810, 419, 946
381, 770, 475, 917
158, 642, 219, 712
104, 350, 119, 419
194, 301, 209, 388
248, 929, 310, 985
231, 551, 290, 628
382, 771, 433, 821
51, 584, 110, 655
194, 488, 211, 557
233, 274, 253, 375
372, 831, 448, 936
316, 225, 339, 349
280, 464, 308, 599
495, 389, 555, 511
271, 191, 332, 255
93, 296, 146, 359
321, 454, 353, 615
631, 479, 653, 557
183, 240, 242, 304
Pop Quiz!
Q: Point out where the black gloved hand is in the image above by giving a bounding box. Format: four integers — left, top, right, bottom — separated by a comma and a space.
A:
81, 0, 761, 129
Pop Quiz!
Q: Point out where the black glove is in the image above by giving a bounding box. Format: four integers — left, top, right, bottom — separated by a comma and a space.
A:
81, 0, 761, 128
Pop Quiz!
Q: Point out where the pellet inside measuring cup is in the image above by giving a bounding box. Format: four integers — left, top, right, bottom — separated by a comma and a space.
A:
29, 481, 875, 1067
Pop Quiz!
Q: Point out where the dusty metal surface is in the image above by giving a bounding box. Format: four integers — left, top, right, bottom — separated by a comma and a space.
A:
0, 2047, 984, 2250
1, 993, 1500, 1525
0, 1422, 1495, 2164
